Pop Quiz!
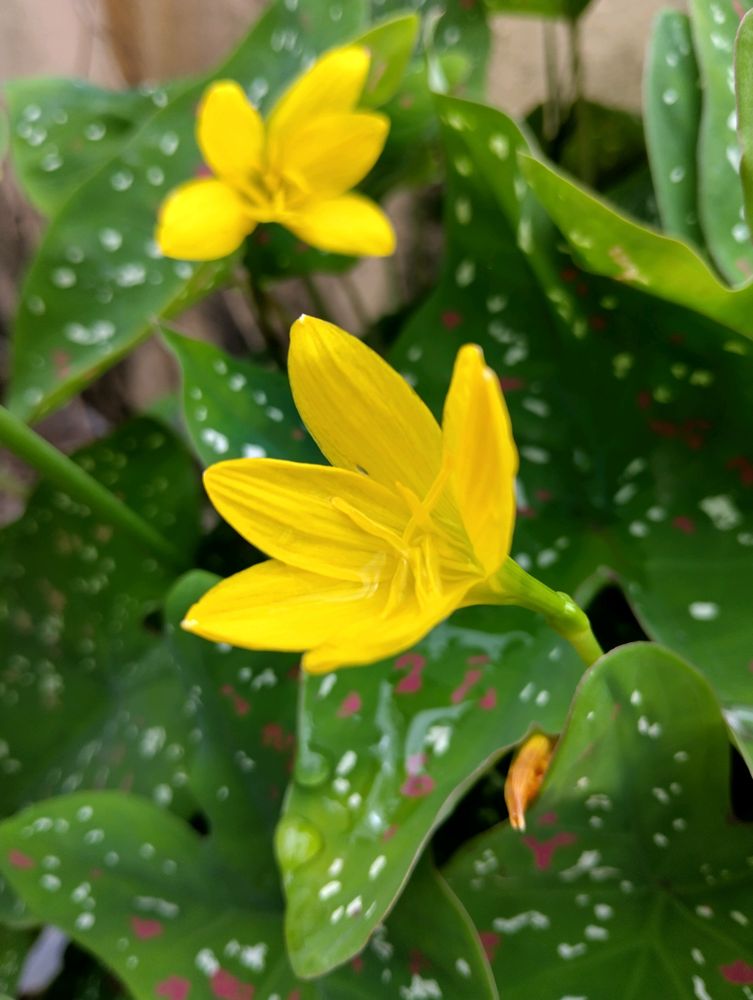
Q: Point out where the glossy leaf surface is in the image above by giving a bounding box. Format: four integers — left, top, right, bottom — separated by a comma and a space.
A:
644, 11, 703, 245
0, 576, 496, 999
0, 419, 199, 920
447, 643, 753, 998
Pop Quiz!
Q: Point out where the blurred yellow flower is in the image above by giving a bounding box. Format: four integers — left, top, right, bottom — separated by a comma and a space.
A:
182, 316, 521, 672
156, 47, 395, 261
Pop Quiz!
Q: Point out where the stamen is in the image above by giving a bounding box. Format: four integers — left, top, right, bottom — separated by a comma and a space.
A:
398, 453, 453, 544
331, 497, 407, 554
412, 535, 443, 609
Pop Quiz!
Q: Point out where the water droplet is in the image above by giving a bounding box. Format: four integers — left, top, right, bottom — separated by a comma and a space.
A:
294, 750, 331, 788
275, 815, 323, 871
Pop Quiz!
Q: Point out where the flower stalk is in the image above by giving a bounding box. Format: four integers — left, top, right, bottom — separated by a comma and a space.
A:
0, 405, 186, 571
490, 557, 603, 667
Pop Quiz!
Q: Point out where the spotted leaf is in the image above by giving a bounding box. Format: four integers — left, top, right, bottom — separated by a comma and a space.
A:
389, 95, 753, 770
5, 78, 173, 217
0, 418, 200, 921
281, 608, 584, 977
447, 643, 753, 999
689, 0, 753, 283
645, 11, 704, 246
163, 331, 319, 467
0, 795, 495, 997
520, 155, 753, 338
164, 572, 300, 894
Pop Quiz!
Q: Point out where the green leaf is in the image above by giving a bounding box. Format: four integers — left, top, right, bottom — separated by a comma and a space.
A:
520, 153, 753, 338
0, 924, 33, 995
381, 0, 490, 96
281, 609, 584, 977
737, 9, 753, 231
0, 418, 199, 921
644, 11, 704, 245
447, 643, 753, 998
0, 792, 495, 997
390, 95, 753, 771
8, 0, 369, 424
163, 331, 319, 466
0, 574, 497, 998
483, 0, 592, 18
359, 13, 420, 108
165, 571, 301, 892
5, 79, 169, 217
690, 0, 753, 283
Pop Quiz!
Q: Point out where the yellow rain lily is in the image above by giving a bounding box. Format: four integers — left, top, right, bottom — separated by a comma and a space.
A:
183, 317, 601, 672
156, 46, 395, 261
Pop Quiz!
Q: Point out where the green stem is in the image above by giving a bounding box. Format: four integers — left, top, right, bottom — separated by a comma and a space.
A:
245, 275, 288, 370
568, 16, 593, 186
542, 21, 561, 142
492, 557, 603, 667
301, 273, 331, 322
340, 272, 371, 330
0, 405, 186, 571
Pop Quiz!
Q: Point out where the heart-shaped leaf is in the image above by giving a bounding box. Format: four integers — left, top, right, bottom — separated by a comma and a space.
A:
0, 574, 497, 999
281, 609, 583, 977
388, 95, 753, 772
645, 11, 703, 245
0, 418, 199, 921
446, 643, 753, 998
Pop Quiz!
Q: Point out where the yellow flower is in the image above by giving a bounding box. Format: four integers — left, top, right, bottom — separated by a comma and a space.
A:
156, 47, 395, 261
182, 316, 522, 673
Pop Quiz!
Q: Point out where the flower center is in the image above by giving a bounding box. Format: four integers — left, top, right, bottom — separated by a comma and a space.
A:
238, 163, 309, 220
332, 459, 469, 614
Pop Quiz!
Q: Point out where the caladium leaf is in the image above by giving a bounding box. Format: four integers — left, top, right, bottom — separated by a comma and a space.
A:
388, 94, 753, 773
0, 418, 199, 922
281, 610, 583, 977
0, 574, 497, 999
519, 154, 753, 338
447, 643, 753, 999
5, 79, 173, 217
162, 330, 319, 467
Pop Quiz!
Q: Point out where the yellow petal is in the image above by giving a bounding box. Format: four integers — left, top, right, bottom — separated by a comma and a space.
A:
267, 46, 370, 143
280, 112, 389, 197
286, 193, 395, 257
289, 316, 442, 501
182, 559, 386, 653
196, 80, 264, 184
156, 178, 253, 260
442, 345, 518, 574
204, 458, 407, 582
302, 581, 468, 673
